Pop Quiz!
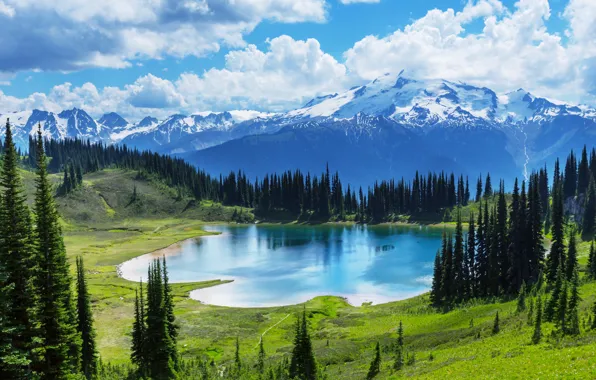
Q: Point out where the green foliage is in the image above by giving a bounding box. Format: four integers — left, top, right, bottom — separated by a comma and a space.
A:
76, 256, 98, 378
365, 342, 381, 380
532, 297, 543, 344
516, 282, 527, 313
290, 309, 317, 380
492, 312, 500, 335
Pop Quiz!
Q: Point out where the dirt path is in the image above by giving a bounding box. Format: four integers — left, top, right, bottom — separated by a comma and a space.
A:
255, 313, 291, 348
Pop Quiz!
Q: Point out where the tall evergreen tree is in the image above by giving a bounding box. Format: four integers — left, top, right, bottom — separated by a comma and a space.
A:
565, 232, 578, 281
516, 281, 527, 313
466, 214, 476, 299
33, 126, 81, 378
131, 283, 147, 376
546, 182, 566, 284
366, 343, 381, 380
145, 260, 177, 380
234, 337, 241, 373
257, 337, 266, 374
289, 309, 317, 380
162, 257, 179, 369
578, 146, 591, 195
484, 173, 493, 198
556, 280, 569, 332
567, 269, 581, 336
430, 250, 443, 306
453, 210, 465, 301
76, 257, 98, 379
492, 311, 500, 334
0, 119, 37, 378
532, 297, 542, 344
545, 266, 564, 322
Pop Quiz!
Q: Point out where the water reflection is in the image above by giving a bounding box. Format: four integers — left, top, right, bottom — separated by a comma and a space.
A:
119, 224, 443, 307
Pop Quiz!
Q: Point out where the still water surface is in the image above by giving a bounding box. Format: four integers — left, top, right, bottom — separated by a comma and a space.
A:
119, 224, 443, 307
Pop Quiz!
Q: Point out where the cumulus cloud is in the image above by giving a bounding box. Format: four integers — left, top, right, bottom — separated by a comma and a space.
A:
342, 0, 596, 105
0, 0, 328, 73
2, 0, 596, 118
175, 35, 348, 111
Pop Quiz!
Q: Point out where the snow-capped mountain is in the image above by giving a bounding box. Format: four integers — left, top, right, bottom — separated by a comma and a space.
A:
1, 71, 594, 185
182, 72, 596, 186
0, 108, 109, 146
284, 71, 593, 127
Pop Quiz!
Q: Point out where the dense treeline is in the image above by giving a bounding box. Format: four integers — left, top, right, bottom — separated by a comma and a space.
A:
430, 175, 546, 305
431, 145, 596, 339
0, 122, 98, 378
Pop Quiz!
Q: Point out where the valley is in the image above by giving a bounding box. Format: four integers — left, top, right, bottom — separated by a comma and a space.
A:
30, 165, 596, 378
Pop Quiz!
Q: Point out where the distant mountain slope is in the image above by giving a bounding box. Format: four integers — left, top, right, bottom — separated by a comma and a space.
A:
2, 71, 594, 183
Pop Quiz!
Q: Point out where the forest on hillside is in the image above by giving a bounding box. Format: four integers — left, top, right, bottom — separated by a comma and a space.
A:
2, 120, 596, 379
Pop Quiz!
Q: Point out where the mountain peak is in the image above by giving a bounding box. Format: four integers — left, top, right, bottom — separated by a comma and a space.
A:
99, 112, 128, 129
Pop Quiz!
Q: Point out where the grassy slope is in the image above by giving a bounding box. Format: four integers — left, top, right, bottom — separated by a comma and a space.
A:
21, 168, 596, 378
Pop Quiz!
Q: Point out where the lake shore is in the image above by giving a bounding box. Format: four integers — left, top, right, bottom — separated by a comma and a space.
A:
118, 222, 435, 308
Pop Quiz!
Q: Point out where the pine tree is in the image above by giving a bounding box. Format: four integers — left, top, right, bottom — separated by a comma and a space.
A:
476, 176, 483, 202
516, 281, 527, 313
546, 182, 566, 284
131, 282, 147, 376
556, 281, 568, 332
545, 266, 563, 322
532, 297, 542, 344
366, 342, 381, 380
565, 232, 578, 281
527, 298, 534, 326
234, 337, 241, 373
146, 260, 177, 379
484, 173, 493, 198
567, 269, 581, 336
76, 257, 98, 378
397, 321, 404, 350
578, 146, 590, 194
393, 346, 404, 371
162, 257, 179, 369
289, 309, 317, 380
0, 119, 37, 378
430, 250, 443, 306
466, 214, 476, 299
492, 311, 500, 334
257, 337, 266, 374
33, 126, 81, 378
453, 210, 465, 301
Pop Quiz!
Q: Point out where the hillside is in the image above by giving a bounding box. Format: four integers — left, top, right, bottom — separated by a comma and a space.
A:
28, 167, 594, 379
63, 214, 596, 379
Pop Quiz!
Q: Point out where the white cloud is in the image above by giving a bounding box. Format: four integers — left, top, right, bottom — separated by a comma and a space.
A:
1, 0, 596, 118
0, 0, 328, 72
0, 1, 15, 17
175, 35, 348, 111
127, 74, 185, 109
343, 0, 595, 105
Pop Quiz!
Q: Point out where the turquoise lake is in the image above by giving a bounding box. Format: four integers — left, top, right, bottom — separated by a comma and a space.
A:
119, 224, 444, 307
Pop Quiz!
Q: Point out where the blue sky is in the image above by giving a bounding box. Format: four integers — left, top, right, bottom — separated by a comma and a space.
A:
0, 0, 594, 120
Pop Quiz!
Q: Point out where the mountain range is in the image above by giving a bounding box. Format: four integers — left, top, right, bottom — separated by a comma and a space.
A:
2, 71, 595, 186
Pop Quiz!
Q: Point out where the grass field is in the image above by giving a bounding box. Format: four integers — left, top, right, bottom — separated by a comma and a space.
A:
43, 168, 596, 378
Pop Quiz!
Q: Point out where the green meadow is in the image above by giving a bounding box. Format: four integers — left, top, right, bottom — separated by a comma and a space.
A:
32, 168, 596, 378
